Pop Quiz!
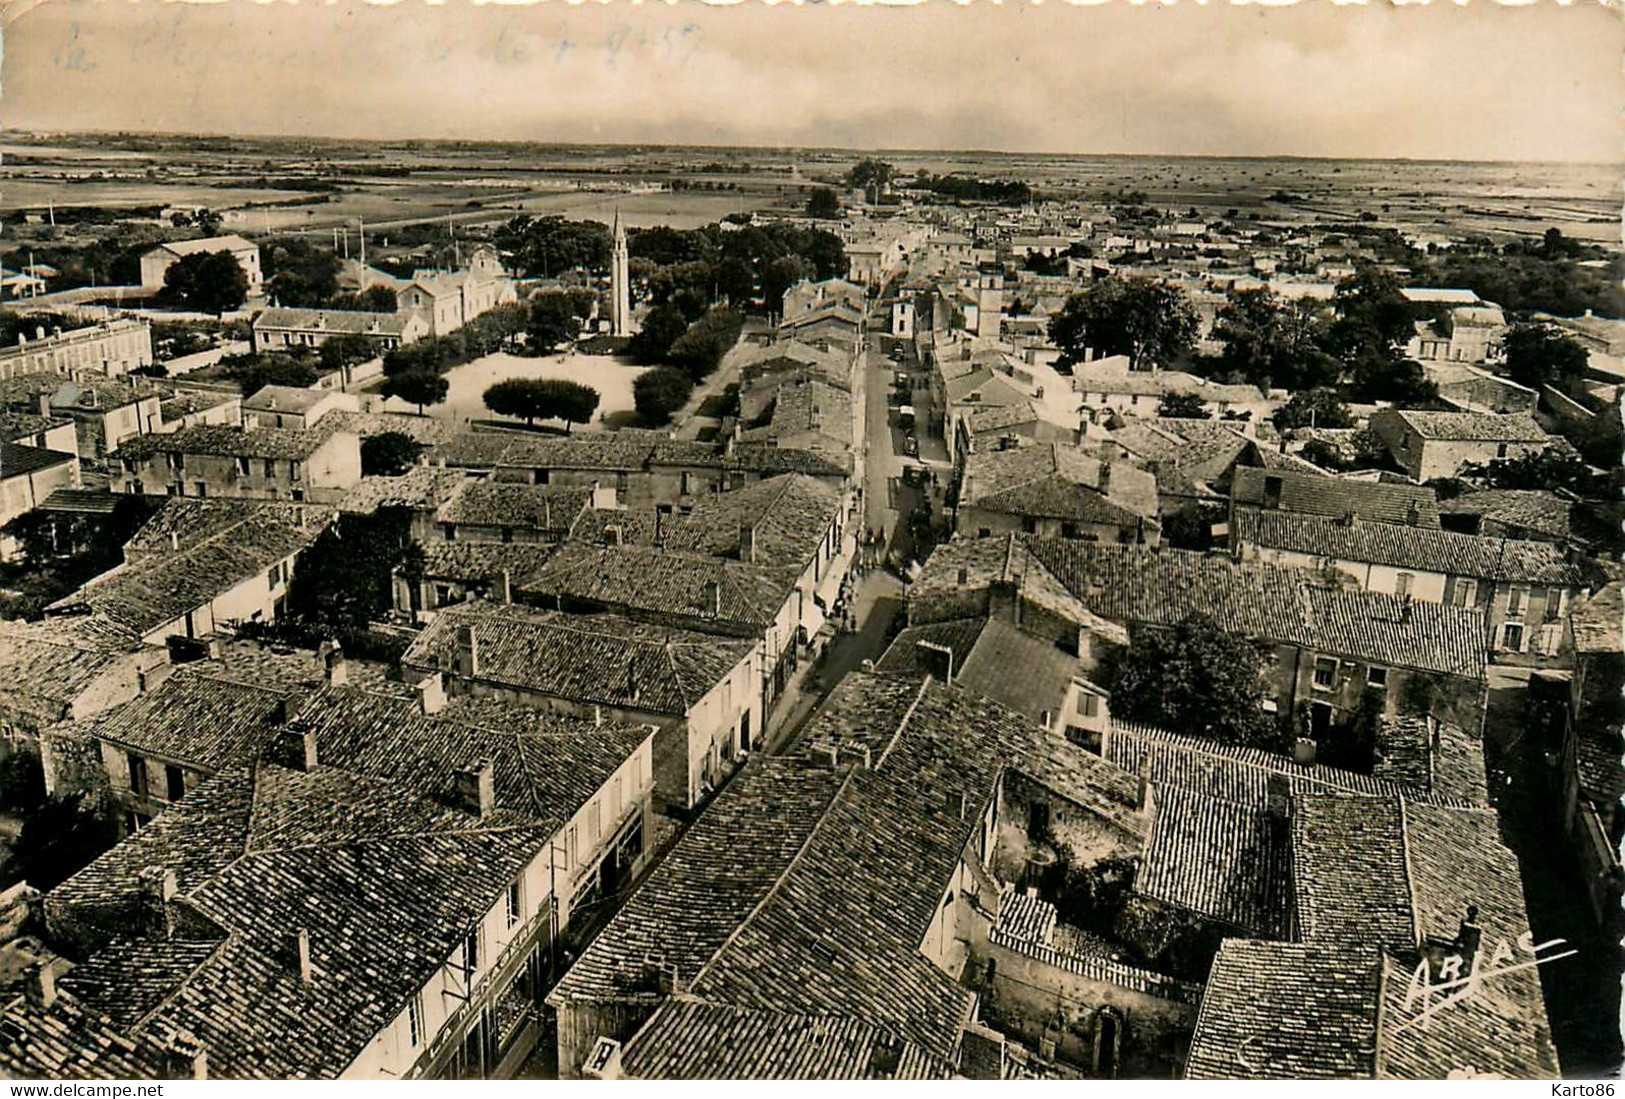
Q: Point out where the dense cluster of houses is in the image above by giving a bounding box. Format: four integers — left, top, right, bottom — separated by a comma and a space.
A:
0, 195, 1616, 1083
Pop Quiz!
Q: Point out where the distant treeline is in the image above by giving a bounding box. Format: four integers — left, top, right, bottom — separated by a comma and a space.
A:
910, 173, 1033, 206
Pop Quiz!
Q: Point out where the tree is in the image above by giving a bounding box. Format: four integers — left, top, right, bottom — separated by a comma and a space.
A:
1326, 266, 1415, 363
846, 158, 896, 203
328, 285, 400, 312
483, 378, 599, 431
1272, 387, 1353, 430
359, 431, 424, 476
1157, 392, 1210, 419
763, 255, 816, 316
1460, 446, 1610, 498
7, 791, 118, 892
1049, 276, 1199, 371
528, 292, 583, 354
627, 304, 690, 365
633, 366, 694, 426
1346, 352, 1438, 405
219, 352, 319, 394
263, 240, 342, 307
285, 511, 412, 631
1103, 614, 1281, 749
1211, 288, 1339, 390
318, 333, 377, 374
162, 251, 248, 314
1503, 323, 1589, 393
381, 369, 449, 416
805, 187, 841, 220
543, 379, 601, 432
667, 308, 744, 382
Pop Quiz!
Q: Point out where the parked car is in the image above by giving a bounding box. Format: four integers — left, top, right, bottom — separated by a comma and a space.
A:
903, 434, 919, 457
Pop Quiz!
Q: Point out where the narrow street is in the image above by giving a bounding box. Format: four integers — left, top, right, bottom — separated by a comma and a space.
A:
1481, 666, 1624, 1077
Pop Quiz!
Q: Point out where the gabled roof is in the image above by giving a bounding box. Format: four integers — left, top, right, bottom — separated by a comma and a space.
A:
400, 602, 754, 716
1440, 490, 1572, 541
435, 480, 594, 533
251, 309, 416, 337
962, 442, 1158, 524
515, 542, 799, 632
619, 1000, 957, 1080
0, 440, 73, 479
0, 619, 148, 726
1380, 409, 1548, 443
118, 423, 336, 462
1231, 466, 1441, 528
1233, 509, 1579, 585
46, 501, 334, 641
148, 235, 256, 258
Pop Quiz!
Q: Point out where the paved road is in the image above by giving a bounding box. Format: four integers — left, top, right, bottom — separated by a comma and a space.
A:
1480, 666, 1624, 1076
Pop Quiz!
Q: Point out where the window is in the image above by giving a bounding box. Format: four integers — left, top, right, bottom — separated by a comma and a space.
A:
459, 928, 479, 981
1061, 522, 1080, 539
194, 482, 207, 498
506, 881, 522, 927
1083, 693, 1100, 717
236, 456, 251, 477
1496, 443, 1509, 459
165, 765, 185, 802
407, 994, 425, 1048
565, 826, 578, 869
290, 462, 302, 482
127, 752, 148, 798
500, 527, 514, 544
1312, 657, 1337, 690
263, 459, 275, 478
586, 800, 601, 845
1367, 667, 1388, 690
444, 523, 457, 541
1502, 623, 1525, 652
1507, 586, 1529, 618
1450, 578, 1478, 607
1394, 572, 1413, 599
1543, 588, 1564, 623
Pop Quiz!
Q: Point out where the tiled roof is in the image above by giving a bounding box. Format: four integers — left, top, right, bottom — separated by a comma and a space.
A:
338, 467, 467, 515
549, 757, 847, 1006
962, 443, 1158, 524
749, 379, 853, 451
1372, 716, 1488, 805
117, 424, 333, 462
1, 441, 73, 478
401, 602, 753, 716
726, 443, 852, 478
950, 619, 1090, 727
158, 391, 236, 421
46, 502, 334, 641
0, 619, 145, 726
873, 618, 990, 676
1138, 784, 1292, 937
1441, 490, 1572, 541
1290, 794, 1416, 953
414, 540, 556, 584
619, 1000, 956, 1080
429, 432, 658, 472
1569, 581, 1622, 656
153, 235, 256, 258
0, 373, 157, 412
1384, 409, 1548, 443
516, 543, 799, 632
317, 411, 458, 445
240, 385, 327, 413
1231, 466, 1441, 528
251, 309, 416, 337
1186, 940, 1381, 1079
920, 536, 1488, 678
1233, 509, 1579, 585
665, 474, 843, 566
436, 481, 593, 533
30, 762, 554, 1079
69, 668, 300, 772
0, 410, 73, 442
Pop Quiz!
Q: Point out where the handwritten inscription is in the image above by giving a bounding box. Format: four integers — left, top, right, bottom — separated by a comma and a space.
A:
1396, 931, 1574, 1034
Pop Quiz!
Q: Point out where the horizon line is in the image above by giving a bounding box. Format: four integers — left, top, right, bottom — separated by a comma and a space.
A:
4, 127, 1616, 170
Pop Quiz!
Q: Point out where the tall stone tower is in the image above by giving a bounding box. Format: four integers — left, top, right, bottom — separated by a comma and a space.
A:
611, 211, 631, 337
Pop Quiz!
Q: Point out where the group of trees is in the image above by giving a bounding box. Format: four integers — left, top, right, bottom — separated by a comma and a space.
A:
909, 171, 1032, 206
263, 238, 343, 307
1049, 276, 1199, 371
492, 215, 613, 279
483, 377, 601, 432
1413, 228, 1624, 318
160, 250, 249, 314
213, 351, 320, 394
1101, 614, 1283, 750
805, 188, 842, 220
359, 431, 424, 477
630, 221, 846, 318
631, 305, 745, 425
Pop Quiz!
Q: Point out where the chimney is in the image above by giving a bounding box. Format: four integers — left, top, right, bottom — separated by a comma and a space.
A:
457, 624, 480, 678
945, 790, 967, 819
321, 641, 348, 688
1265, 772, 1291, 821
140, 866, 177, 939
1137, 756, 1155, 814
956, 565, 970, 586
582, 1037, 625, 1081
270, 695, 305, 725
158, 1030, 209, 1081
810, 740, 840, 769
280, 727, 318, 772
1292, 737, 1316, 766
242, 415, 259, 434
291, 928, 312, 986
1454, 903, 1483, 971
739, 522, 757, 563
1400, 595, 1413, 623
1405, 499, 1421, 527
455, 759, 496, 818
415, 672, 446, 716
496, 568, 512, 605
916, 640, 955, 683
24, 963, 55, 1009
35, 393, 50, 418
701, 580, 721, 617
168, 530, 180, 551
1097, 461, 1112, 496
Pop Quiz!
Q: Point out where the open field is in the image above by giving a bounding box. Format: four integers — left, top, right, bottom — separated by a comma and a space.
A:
372, 349, 647, 430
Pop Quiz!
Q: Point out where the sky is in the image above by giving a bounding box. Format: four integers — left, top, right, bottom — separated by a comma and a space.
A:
3, 0, 1620, 163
